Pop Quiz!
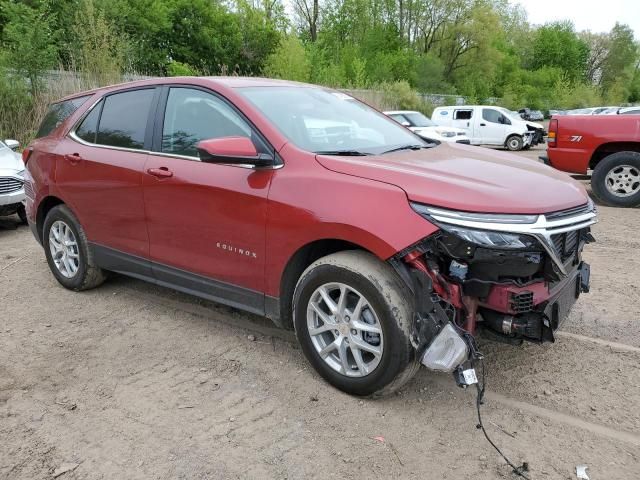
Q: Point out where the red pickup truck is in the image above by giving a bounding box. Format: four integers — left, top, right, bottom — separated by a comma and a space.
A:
543, 115, 640, 207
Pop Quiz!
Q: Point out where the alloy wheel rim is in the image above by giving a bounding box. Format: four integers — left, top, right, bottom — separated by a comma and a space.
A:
306, 282, 384, 377
604, 165, 640, 197
509, 138, 520, 149
49, 220, 80, 278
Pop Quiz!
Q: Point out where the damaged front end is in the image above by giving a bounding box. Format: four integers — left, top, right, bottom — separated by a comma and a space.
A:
390, 201, 597, 385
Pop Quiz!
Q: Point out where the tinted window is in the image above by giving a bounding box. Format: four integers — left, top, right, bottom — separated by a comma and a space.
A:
36, 95, 91, 138
75, 101, 102, 143
162, 88, 252, 157
96, 89, 154, 149
482, 108, 502, 123
454, 110, 472, 120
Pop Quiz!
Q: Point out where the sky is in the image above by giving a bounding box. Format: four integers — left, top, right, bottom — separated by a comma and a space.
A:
510, 0, 640, 37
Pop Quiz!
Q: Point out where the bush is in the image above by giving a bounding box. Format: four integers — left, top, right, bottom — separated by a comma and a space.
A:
167, 61, 199, 76
379, 80, 433, 113
0, 70, 35, 145
263, 36, 310, 82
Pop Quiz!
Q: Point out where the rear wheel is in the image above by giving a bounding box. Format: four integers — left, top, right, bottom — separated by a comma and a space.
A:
43, 205, 106, 290
293, 251, 420, 397
592, 151, 640, 207
506, 135, 523, 151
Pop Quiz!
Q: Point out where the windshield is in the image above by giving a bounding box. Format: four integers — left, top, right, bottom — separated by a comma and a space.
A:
403, 112, 434, 127
238, 87, 427, 154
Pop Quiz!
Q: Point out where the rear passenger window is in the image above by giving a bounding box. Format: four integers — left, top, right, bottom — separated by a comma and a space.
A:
96, 89, 154, 149
75, 101, 102, 144
454, 110, 472, 120
36, 95, 91, 138
161, 88, 253, 158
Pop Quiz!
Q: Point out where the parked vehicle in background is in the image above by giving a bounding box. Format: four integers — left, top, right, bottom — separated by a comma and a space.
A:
548, 110, 566, 117
0, 139, 26, 223
592, 106, 619, 115
618, 107, 640, 115
518, 108, 544, 121
432, 105, 545, 151
543, 114, 640, 207
23, 78, 596, 397
384, 110, 470, 144
566, 108, 599, 115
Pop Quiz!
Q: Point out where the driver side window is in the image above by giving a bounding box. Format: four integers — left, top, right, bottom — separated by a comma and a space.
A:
161, 88, 253, 158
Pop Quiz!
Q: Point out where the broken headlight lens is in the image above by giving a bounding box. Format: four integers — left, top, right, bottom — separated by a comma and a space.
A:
440, 224, 538, 249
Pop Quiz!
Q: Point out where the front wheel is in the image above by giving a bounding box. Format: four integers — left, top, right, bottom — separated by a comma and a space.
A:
293, 251, 420, 397
591, 151, 640, 207
506, 135, 524, 151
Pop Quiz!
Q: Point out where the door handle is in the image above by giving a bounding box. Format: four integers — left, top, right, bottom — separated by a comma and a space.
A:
64, 153, 83, 165
147, 167, 173, 178
480, 123, 486, 126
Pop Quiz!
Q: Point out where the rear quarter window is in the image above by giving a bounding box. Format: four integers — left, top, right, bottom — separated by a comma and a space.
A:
36, 95, 91, 138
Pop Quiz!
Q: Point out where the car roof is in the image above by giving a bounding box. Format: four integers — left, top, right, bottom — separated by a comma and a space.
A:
56, 76, 317, 103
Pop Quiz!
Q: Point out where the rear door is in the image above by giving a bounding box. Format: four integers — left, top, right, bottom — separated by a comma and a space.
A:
142, 86, 274, 311
451, 109, 474, 139
56, 87, 158, 271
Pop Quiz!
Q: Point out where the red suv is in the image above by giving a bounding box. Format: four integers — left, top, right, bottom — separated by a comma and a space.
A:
23, 78, 597, 396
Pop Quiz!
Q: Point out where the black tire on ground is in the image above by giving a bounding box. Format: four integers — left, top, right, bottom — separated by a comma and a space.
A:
506, 135, 524, 151
591, 151, 640, 207
293, 250, 420, 397
16, 204, 27, 224
43, 204, 106, 291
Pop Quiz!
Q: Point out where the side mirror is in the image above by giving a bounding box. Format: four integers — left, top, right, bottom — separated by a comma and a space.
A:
196, 137, 273, 167
401, 121, 411, 127
4, 139, 20, 151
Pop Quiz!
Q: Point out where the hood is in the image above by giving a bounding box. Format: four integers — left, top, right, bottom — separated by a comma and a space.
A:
525, 120, 544, 130
315, 143, 588, 214
0, 147, 23, 175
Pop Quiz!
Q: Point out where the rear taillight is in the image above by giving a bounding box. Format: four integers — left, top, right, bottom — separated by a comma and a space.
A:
22, 147, 33, 165
547, 119, 558, 147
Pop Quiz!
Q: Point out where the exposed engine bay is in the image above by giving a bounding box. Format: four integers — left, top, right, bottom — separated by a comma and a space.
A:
390, 202, 596, 387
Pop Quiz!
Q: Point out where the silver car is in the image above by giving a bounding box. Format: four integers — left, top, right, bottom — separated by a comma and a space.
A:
0, 139, 26, 223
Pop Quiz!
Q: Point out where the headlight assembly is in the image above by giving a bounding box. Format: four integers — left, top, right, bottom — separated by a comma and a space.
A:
411, 202, 540, 250
439, 224, 538, 249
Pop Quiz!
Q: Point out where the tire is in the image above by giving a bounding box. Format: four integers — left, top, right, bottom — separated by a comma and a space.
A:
16, 204, 27, 224
506, 135, 523, 151
591, 151, 640, 207
293, 250, 420, 397
43, 205, 106, 291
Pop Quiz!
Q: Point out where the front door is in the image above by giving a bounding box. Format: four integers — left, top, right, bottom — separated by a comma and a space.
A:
479, 108, 507, 145
143, 86, 274, 313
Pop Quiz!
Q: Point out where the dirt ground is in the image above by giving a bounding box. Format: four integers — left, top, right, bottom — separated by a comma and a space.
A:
1, 146, 639, 479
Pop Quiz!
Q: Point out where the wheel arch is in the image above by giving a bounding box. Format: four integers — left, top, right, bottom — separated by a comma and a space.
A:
589, 142, 640, 170
274, 238, 376, 330
36, 195, 66, 243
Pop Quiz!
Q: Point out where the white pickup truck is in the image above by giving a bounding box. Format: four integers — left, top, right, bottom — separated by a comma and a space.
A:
431, 105, 545, 151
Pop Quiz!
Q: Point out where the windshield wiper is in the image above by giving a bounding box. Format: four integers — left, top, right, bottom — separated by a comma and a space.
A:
381, 144, 432, 154
315, 150, 372, 156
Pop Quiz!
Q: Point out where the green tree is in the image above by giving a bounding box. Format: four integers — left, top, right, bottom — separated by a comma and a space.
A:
1, 0, 58, 94
70, 0, 129, 87
263, 35, 310, 81
531, 21, 589, 81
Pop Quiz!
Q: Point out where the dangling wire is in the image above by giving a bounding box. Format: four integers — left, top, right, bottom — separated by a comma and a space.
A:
473, 357, 532, 480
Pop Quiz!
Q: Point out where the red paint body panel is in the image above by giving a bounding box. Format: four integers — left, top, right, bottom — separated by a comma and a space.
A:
317, 142, 588, 214
142, 155, 272, 291
547, 115, 640, 174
